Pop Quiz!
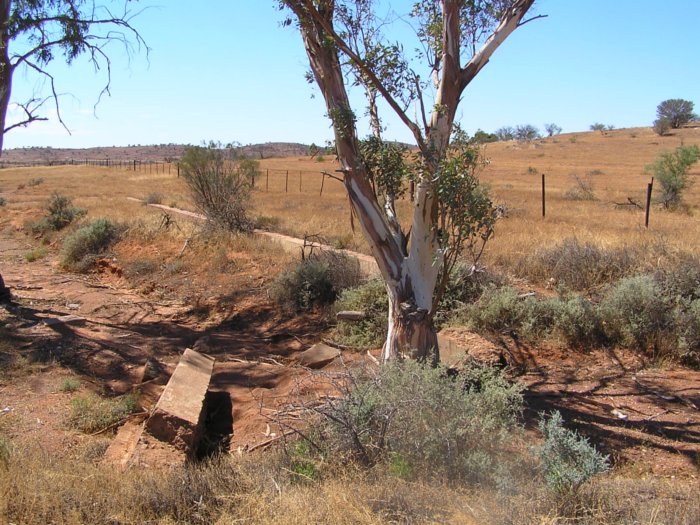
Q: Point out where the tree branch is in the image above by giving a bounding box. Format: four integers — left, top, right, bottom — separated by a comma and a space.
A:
3, 98, 48, 134
297, 0, 427, 152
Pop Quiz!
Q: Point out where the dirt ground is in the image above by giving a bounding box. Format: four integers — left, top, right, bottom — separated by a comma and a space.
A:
0, 210, 698, 482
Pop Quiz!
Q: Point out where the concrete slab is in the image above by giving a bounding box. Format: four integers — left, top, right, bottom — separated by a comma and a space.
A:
145, 348, 215, 453
298, 343, 341, 369
102, 419, 145, 470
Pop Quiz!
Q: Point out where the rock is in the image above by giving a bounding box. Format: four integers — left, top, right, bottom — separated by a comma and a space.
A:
298, 343, 340, 369
336, 310, 366, 322
145, 348, 215, 454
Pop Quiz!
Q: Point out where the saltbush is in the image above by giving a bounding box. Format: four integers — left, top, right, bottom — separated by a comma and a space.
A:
536, 411, 609, 494
270, 251, 363, 312
520, 237, 639, 291
598, 275, 670, 353
315, 360, 524, 484
32, 192, 86, 234
60, 218, 119, 271
334, 278, 388, 348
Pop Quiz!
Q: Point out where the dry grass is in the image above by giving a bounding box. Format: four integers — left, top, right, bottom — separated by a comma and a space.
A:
0, 443, 697, 524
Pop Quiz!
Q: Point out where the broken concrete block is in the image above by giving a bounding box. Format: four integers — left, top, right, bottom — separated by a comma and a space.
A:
103, 419, 145, 470
145, 348, 214, 453
298, 343, 340, 369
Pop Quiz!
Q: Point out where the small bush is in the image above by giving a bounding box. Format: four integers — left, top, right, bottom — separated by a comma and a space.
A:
520, 237, 639, 291
653, 118, 671, 136
66, 393, 138, 433
676, 299, 700, 365
0, 197, 6, 207
59, 378, 81, 393
646, 144, 700, 209
180, 145, 255, 232
599, 275, 670, 353
334, 278, 388, 348
270, 251, 363, 312
553, 293, 603, 349
32, 193, 86, 234
26, 177, 44, 187
460, 285, 527, 333
562, 173, 596, 201
143, 192, 163, 205
60, 218, 119, 271
24, 247, 48, 262
315, 360, 524, 484
536, 411, 609, 494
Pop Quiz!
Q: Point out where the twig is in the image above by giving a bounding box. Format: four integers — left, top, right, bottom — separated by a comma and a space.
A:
88, 411, 148, 436
247, 429, 296, 452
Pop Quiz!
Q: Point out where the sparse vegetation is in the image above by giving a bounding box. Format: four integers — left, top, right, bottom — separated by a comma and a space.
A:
60, 218, 120, 271
270, 250, 363, 312
310, 360, 525, 484
180, 144, 255, 232
31, 192, 86, 234
66, 392, 138, 433
536, 411, 609, 494
562, 173, 597, 201
24, 246, 48, 262
646, 144, 700, 209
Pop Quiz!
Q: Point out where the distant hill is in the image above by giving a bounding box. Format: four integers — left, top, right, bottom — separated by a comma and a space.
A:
0, 142, 313, 165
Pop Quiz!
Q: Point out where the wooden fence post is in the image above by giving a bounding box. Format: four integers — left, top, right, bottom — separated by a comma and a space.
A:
320, 173, 325, 196
266, 169, 269, 191
645, 177, 654, 228
541, 173, 546, 218
285, 170, 289, 193
299, 171, 302, 192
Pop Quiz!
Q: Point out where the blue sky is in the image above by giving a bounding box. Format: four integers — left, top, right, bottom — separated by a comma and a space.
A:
4, 0, 699, 149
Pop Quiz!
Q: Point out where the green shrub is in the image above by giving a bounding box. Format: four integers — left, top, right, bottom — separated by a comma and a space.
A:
24, 247, 48, 262
59, 378, 81, 393
315, 360, 523, 484
646, 144, 700, 209
32, 193, 86, 234
459, 285, 526, 333
66, 393, 138, 433
520, 237, 639, 291
334, 278, 388, 348
60, 218, 119, 271
0, 197, 6, 207
26, 177, 44, 187
270, 251, 363, 312
436, 263, 506, 325
599, 275, 670, 353
553, 293, 603, 349
676, 299, 700, 365
536, 411, 609, 494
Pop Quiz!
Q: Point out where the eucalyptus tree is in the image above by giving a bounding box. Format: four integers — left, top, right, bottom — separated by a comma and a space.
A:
0, 0, 147, 153
281, 0, 541, 363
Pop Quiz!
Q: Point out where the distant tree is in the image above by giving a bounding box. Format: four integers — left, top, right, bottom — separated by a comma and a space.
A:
472, 129, 498, 144
544, 123, 562, 137
0, 0, 148, 154
308, 142, 319, 158
646, 144, 700, 209
589, 123, 606, 132
515, 124, 540, 141
495, 126, 515, 141
656, 99, 696, 129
